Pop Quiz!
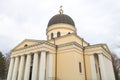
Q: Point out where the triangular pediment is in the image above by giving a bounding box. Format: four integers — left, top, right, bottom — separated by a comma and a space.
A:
12, 39, 41, 51
94, 44, 111, 53
102, 44, 111, 53
86, 44, 111, 53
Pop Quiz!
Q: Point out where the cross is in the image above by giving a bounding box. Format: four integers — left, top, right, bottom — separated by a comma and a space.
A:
59, 5, 63, 14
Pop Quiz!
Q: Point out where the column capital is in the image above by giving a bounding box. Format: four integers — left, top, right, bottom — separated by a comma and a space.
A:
34, 52, 39, 54
41, 50, 46, 52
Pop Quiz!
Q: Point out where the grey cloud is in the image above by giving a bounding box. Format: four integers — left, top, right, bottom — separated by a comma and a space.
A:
0, 0, 120, 55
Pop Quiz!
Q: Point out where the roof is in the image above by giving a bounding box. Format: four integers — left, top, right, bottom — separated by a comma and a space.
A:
47, 14, 75, 27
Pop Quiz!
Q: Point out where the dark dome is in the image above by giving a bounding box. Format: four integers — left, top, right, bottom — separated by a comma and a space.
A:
48, 14, 75, 27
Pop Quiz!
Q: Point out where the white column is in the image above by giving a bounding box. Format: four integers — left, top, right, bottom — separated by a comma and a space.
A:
39, 51, 47, 80
24, 54, 31, 80
108, 60, 115, 80
102, 55, 115, 80
18, 55, 25, 80
31, 53, 39, 80
46, 53, 52, 80
90, 55, 97, 80
12, 56, 20, 80
7, 58, 15, 80
98, 54, 107, 80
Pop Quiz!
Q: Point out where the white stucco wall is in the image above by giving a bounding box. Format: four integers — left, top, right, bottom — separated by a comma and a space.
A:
103, 55, 115, 80
99, 54, 115, 80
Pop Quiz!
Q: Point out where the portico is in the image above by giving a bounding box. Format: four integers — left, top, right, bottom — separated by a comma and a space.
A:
7, 40, 55, 80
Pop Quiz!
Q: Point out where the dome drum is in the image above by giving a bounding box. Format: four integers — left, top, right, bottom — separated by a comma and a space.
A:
46, 24, 76, 40
46, 12, 76, 40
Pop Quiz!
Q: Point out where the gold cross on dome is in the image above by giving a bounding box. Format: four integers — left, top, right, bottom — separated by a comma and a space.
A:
59, 6, 64, 14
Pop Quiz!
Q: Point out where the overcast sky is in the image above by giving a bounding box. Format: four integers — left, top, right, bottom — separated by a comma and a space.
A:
0, 0, 120, 56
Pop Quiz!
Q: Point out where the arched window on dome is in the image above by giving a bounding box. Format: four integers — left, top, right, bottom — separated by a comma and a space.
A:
57, 32, 61, 37
51, 33, 54, 39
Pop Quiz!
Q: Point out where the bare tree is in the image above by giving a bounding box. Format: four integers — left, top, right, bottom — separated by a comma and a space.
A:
0, 51, 7, 79
111, 52, 120, 80
4, 52, 11, 77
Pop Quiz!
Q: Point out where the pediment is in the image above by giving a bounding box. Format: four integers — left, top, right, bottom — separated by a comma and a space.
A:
102, 44, 111, 53
94, 44, 111, 53
85, 44, 111, 53
12, 39, 41, 51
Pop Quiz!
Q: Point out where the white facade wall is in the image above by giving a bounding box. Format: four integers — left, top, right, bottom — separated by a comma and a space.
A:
99, 54, 115, 80
99, 54, 108, 80
103, 55, 115, 80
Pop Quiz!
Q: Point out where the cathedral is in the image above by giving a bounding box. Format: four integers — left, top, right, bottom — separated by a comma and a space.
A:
7, 7, 115, 80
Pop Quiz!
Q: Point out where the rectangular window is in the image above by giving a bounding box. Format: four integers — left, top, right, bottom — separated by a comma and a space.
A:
79, 62, 82, 73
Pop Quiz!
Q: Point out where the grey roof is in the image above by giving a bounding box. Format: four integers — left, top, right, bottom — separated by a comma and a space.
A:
48, 14, 75, 27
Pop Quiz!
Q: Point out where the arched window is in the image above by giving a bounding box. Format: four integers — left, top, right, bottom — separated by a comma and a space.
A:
57, 32, 61, 37
51, 33, 54, 39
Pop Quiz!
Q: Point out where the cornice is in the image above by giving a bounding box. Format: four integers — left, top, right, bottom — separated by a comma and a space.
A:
85, 44, 110, 54
11, 41, 56, 57
57, 41, 83, 54
58, 41, 83, 49
85, 44, 112, 60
